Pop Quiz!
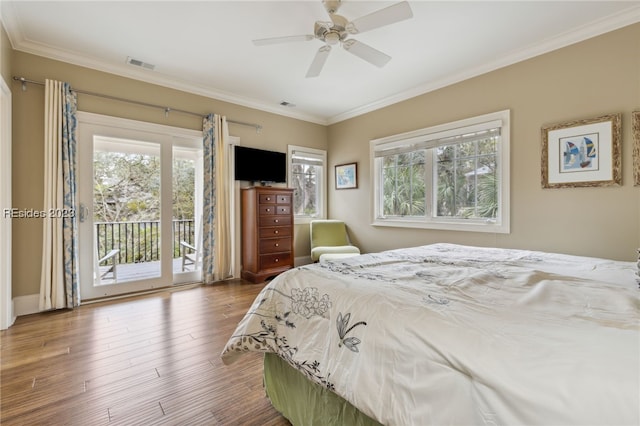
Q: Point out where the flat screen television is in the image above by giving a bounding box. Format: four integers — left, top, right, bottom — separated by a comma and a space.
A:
234, 145, 287, 184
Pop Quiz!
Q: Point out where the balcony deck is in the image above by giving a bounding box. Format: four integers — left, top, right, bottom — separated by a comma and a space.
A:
98, 257, 200, 285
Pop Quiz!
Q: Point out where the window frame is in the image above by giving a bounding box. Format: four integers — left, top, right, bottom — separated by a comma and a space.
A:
287, 145, 327, 224
370, 110, 510, 234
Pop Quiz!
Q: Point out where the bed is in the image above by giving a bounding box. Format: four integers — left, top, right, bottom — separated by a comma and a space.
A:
221, 243, 640, 425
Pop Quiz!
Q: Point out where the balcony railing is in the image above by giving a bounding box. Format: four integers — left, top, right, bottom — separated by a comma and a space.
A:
95, 219, 195, 265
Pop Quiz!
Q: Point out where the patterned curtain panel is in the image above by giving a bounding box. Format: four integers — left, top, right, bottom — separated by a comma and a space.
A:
202, 114, 232, 283
40, 80, 79, 310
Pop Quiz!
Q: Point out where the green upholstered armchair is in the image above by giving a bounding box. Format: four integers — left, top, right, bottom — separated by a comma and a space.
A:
310, 220, 360, 262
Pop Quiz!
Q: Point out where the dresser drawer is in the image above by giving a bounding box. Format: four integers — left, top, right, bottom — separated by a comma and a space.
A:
260, 252, 292, 270
259, 204, 277, 215
275, 205, 290, 215
260, 237, 291, 254
276, 194, 291, 204
259, 194, 278, 204
259, 204, 290, 215
259, 227, 292, 238
259, 215, 291, 227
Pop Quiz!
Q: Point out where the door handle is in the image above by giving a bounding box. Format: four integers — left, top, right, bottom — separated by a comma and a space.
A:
79, 203, 89, 223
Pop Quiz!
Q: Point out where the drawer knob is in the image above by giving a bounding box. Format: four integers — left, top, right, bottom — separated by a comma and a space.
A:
275, 243, 279, 247
266, 208, 271, 212
266, 197, 271, 201
274, 219, 279, 223
274, 230, 279, 234
275, 258, 279, 262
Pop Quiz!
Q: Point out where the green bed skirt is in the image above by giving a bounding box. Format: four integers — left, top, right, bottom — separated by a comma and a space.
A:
263, 353, 383, 426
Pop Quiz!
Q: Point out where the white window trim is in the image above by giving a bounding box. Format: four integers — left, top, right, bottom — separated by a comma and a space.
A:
0, 77, 14, 329
287, 145, 327, 224
370, 110, 510, 234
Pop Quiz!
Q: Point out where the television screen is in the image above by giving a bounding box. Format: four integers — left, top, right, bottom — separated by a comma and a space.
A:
234, 145, 287, 183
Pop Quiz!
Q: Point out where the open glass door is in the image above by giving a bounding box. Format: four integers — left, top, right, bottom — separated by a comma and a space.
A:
78, 113, 202, 300
172, 145, 203, 279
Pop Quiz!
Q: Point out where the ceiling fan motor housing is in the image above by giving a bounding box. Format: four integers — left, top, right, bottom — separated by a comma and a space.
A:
314, 14, 349, 44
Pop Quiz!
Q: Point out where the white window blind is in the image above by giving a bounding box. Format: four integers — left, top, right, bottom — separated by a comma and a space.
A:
291, 148, 325, 166
374, 120, 502, 158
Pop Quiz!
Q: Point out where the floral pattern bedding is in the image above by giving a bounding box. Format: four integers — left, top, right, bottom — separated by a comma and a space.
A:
221, 243, 639, 425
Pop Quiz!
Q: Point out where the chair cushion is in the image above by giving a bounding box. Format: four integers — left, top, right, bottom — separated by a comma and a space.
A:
310, 220, 350, 248
311, 245, 360, 262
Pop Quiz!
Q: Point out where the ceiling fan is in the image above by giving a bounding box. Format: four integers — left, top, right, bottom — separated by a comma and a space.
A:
252, 0, 413, 78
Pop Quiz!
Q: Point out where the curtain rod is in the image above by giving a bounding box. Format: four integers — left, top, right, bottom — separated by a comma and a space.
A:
12, 76, 263, 133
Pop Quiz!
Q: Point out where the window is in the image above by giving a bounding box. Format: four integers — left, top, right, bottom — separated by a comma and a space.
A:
371, 110, 510, 233
288, 145, 327, 223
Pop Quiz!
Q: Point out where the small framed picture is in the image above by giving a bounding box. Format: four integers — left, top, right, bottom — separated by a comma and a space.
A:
541, 113, 621, 188
335, 162, 357, 189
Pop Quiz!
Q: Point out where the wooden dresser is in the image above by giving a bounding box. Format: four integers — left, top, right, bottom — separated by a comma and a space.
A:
241, 187, 294, 283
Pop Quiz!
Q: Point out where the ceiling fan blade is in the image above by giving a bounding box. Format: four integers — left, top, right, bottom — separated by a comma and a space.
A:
347, 1, 413, 34
253, 35, 314, 46
306, 45, 332, 78
342, 39, 391, 68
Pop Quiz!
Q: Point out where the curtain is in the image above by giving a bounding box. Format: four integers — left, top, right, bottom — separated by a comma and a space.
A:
202, 114, 232, 283
40, 80, 79, 310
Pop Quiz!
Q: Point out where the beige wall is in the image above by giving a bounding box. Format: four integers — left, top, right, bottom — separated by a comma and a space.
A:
327, 23, 640, 262
10, 51, 327, 297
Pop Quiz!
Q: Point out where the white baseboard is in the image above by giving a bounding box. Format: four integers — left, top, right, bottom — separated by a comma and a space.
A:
13, 293, 40, 317
1, 300, 16, 330
12, 262, 309, 318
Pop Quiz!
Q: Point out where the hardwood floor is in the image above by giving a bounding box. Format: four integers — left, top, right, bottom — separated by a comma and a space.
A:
0, 280, 291, 425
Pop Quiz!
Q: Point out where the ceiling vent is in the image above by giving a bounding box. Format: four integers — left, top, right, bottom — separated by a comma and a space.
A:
126, 56, 155, 70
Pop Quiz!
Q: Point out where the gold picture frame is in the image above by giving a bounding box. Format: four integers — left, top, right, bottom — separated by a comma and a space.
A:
633, 111, 640, 186
541, 113, 621, 188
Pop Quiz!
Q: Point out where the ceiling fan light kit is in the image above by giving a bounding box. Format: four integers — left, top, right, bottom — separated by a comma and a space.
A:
324, 32, 341, 45
252, 0, 413, 78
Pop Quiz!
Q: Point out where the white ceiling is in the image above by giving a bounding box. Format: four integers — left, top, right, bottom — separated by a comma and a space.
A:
2, 1, 640, 125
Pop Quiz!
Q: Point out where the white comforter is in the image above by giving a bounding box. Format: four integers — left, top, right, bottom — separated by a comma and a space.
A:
221, 244, 640, 425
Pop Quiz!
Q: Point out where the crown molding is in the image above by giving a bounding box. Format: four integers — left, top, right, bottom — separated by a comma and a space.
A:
327, 5, 640, 125
11, 36, 329, 125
